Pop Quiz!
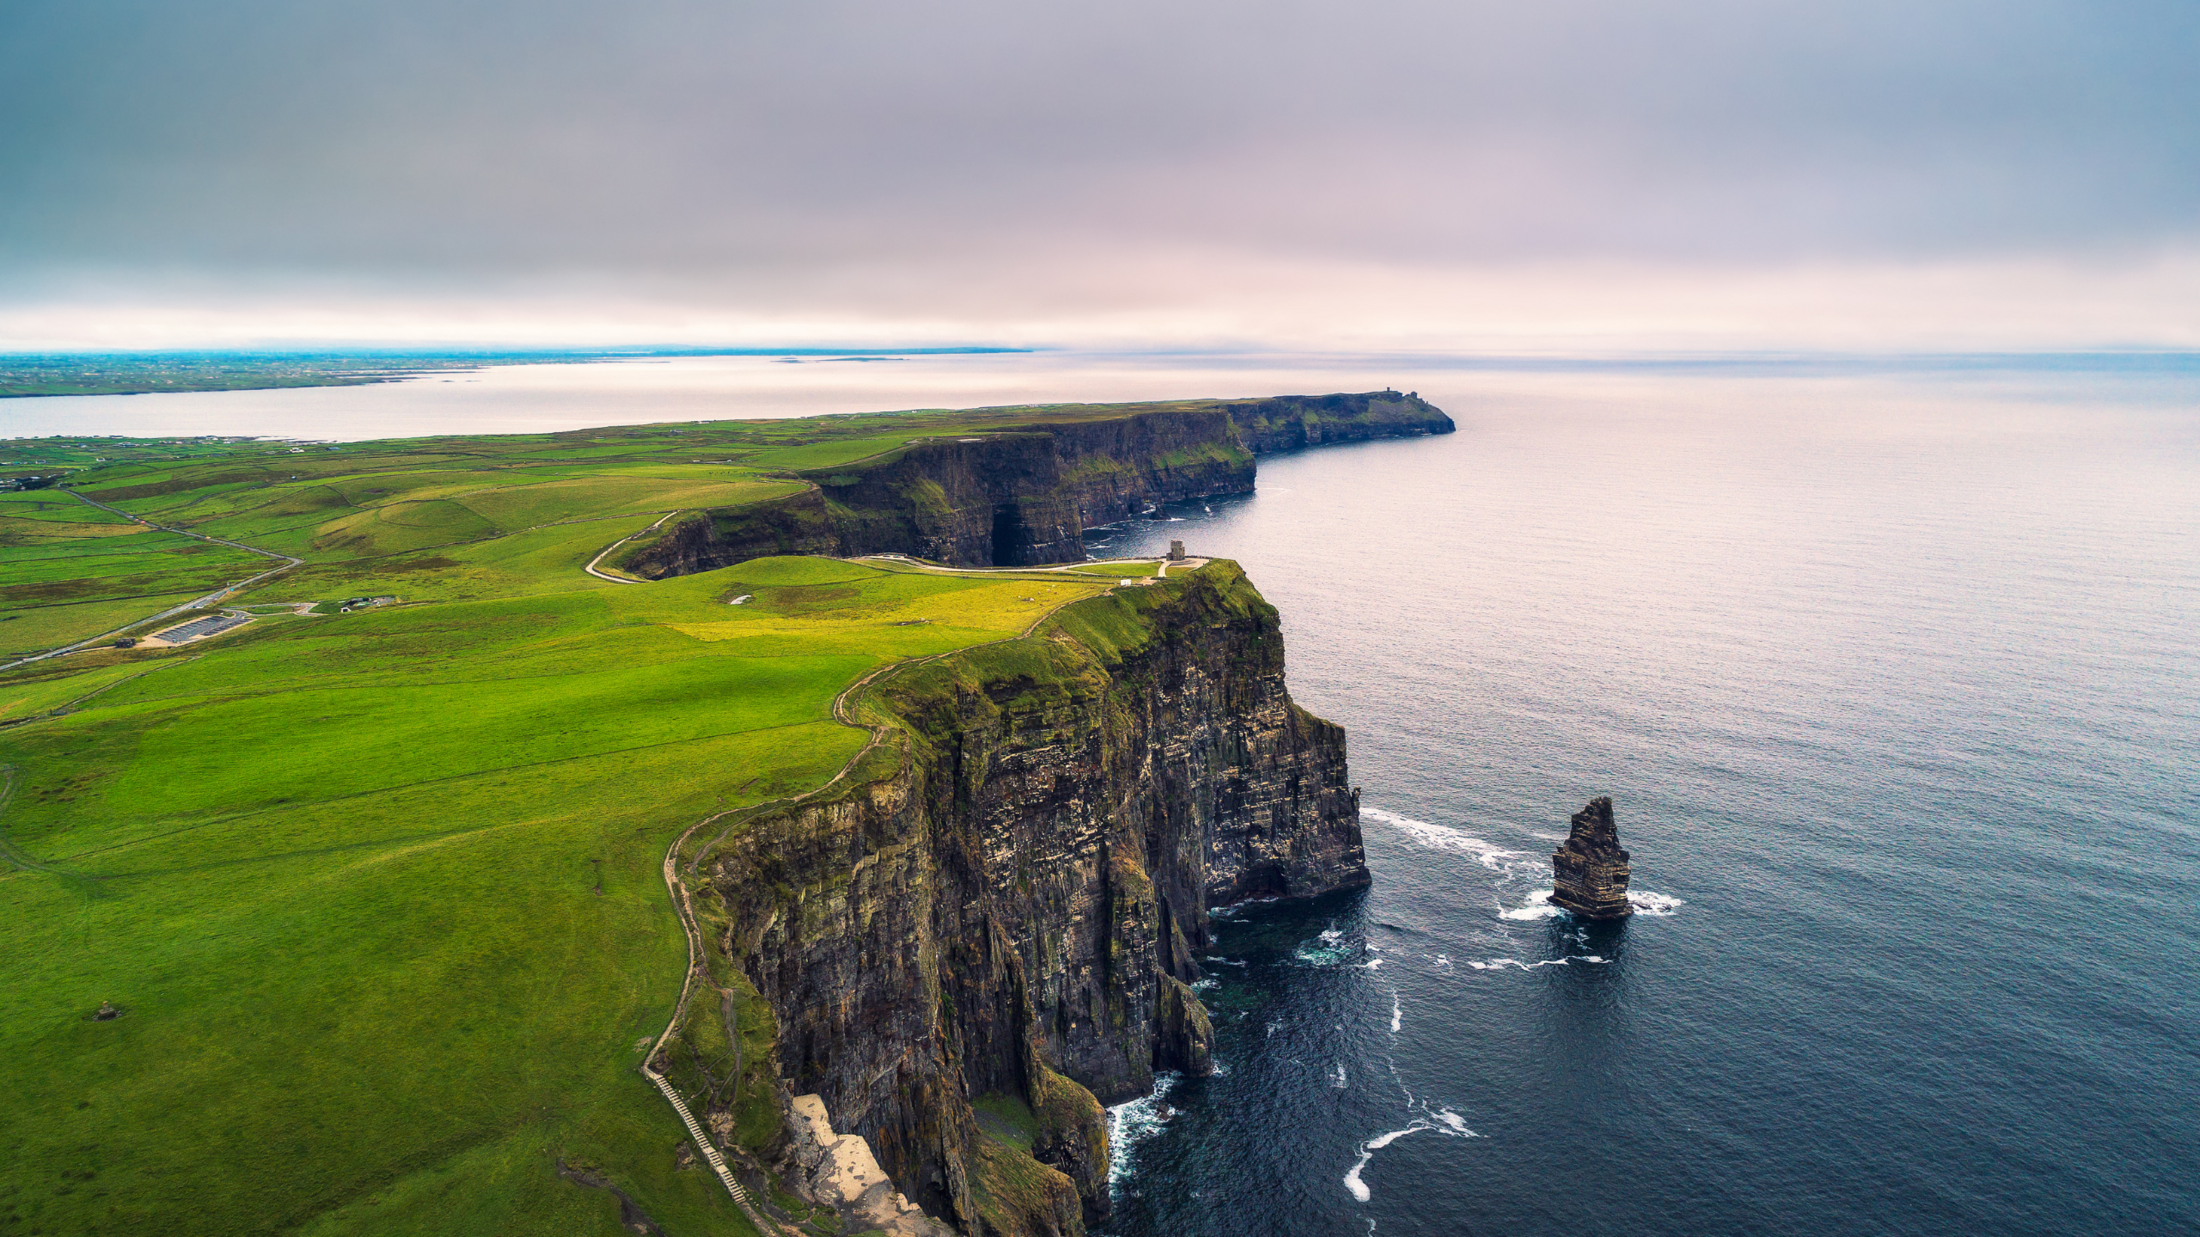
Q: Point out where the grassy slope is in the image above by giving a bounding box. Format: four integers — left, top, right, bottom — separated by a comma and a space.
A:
4, 401, 1235, 654
0, 413, 1158, 1237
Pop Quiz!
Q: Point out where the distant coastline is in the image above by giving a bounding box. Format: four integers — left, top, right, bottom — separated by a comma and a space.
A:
0, 346, 1031, 399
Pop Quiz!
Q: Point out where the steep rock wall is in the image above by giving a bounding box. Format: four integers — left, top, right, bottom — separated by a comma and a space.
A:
807, 410, 1252, 566
612, 487, 841, 579
693, 563, 1366, 1235
618, 393, 1454, 576
1222, 391, 1454, 454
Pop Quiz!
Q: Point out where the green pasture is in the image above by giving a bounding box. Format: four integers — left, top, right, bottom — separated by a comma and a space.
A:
1062, 560, 1161, 578
0, 547, 1109, 1235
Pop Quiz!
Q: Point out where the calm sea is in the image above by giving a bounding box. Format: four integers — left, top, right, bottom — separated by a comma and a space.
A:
1084, 366, 2200, 1237
10, 356, 2195, 1235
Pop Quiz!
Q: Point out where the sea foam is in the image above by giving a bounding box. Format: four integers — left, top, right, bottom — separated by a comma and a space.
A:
1343, 1110, 1479, 1202
1364, 806, 1519, 871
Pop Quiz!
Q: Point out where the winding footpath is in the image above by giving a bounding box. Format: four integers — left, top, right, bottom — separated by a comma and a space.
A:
584, 512, 677, 583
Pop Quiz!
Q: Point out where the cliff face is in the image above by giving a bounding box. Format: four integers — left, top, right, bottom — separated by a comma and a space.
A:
812, 411, 1252, 566
693, 563, 1366, 1235
1221, 392, 1453, 454
615, 393, 1455, 577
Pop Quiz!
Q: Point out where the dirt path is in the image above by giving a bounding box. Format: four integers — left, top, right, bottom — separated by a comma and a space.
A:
0, 490, 304, 673
584, 512, 677, 583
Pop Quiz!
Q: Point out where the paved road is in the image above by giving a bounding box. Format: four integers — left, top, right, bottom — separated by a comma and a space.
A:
0, 490, 303, 673
584, 512, 678, 584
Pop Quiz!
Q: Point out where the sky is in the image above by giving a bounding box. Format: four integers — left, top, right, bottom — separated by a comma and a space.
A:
3, 0, 2196, 352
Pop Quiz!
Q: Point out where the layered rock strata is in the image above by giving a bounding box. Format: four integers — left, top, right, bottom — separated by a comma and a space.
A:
1548, 796, 1633, 919
694, 562, 1367, 1236
616, 394, 1453, 576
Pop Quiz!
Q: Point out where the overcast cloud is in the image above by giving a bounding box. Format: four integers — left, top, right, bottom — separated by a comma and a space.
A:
2, 0, 2195, 348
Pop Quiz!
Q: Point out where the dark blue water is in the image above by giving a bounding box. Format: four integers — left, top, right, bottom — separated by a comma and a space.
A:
1084, 370, 2200, 1236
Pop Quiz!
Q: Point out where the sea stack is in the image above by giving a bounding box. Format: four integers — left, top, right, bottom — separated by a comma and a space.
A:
1548, 796, 1633, 919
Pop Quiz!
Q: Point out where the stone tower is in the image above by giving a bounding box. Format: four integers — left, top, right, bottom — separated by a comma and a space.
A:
1548, 796, 1632, 919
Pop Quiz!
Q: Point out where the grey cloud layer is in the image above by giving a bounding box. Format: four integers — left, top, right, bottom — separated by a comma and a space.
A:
3, 0, 2195, 293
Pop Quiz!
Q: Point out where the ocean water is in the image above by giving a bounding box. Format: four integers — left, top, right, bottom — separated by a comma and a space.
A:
1084, 369, 2200, 1236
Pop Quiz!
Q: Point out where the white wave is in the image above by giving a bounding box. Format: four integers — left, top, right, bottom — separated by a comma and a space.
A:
1209, 894, 1279, 918
1360, 958, 1384, 970
1390, 994, 1403, 1033
1293, 925, 1354, 966
1431, 953, 1451, 968
1105, 1072, 1180, 1187
1468, 955, 1610, 971
1203, 955, 1249, 967
1363, 807, 1519, 871
1343, 1115, 1477, 1203
1266, 1019, 1281, 1039
1191, 978, 1219, 991
1343, 1127, 1420, 1202
1629, 890, 1686, 916
1498, 891, 1562, 920
1331, 1062, 1348, 1089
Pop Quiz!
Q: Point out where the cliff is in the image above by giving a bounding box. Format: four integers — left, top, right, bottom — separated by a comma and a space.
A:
612, 393, 1453, 576
675, 561, 1366, 1236
1219, 391, 1451, 454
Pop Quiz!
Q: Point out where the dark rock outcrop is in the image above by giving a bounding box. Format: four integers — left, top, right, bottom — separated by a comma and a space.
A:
1548, 796, 1633, 919
615, 488, 841, 579
695, 562, 1365, 1235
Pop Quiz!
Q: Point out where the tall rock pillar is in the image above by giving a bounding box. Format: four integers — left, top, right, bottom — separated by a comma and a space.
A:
1548, 796, 1633, 919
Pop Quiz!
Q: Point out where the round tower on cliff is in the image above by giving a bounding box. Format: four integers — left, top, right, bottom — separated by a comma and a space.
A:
1548, 796, 1633, 919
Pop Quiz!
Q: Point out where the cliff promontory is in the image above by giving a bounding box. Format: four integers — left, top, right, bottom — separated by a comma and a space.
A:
613, 392, 1453, 575
666, 561, 1366, 1236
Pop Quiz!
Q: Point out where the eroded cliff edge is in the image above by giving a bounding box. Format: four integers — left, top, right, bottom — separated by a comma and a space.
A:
614, 392, 1452, 574
668, 562, 1366, 1236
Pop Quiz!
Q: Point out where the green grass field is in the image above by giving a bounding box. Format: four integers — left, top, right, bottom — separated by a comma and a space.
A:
1062, 560, 1161, 578
0, 406, 1214, 1235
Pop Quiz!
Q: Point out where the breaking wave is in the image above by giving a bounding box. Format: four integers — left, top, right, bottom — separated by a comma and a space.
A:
1106, 1072, 1180, 1188
1498, 890, 1563, 920
1363, 806, 1519, 871
1343, 1109, 1479, 1202
1468, 955, 1608, 971
1293, 926, 1354, 966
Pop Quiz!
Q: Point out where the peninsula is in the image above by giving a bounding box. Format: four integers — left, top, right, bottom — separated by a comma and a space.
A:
0, 393, 1449, 1236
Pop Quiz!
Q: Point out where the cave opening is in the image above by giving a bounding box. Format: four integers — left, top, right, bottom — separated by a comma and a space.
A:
990, 502, 1027, 567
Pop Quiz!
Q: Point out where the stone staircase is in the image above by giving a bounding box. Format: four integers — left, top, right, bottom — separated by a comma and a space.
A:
642, 1065, 775, 1231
